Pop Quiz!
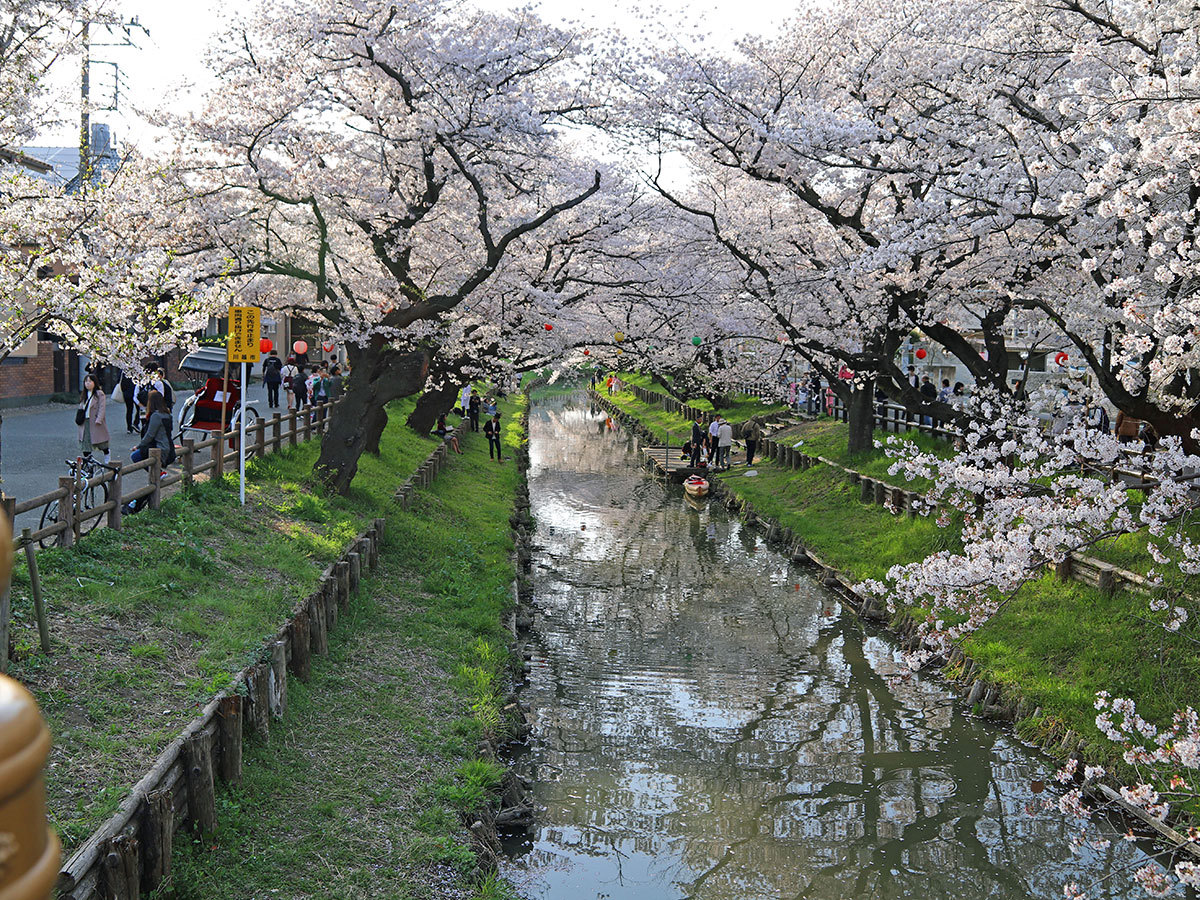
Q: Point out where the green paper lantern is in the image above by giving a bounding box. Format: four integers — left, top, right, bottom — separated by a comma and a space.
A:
691, 336, 702, 346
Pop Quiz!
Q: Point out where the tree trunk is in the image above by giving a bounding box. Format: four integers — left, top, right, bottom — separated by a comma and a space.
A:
314, 341, 429, 494
846, 381, 875, 456
405, 380, 459, 435
363, 405, 388, 456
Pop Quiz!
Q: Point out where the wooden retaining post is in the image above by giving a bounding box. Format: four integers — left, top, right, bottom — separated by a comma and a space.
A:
183, 731, 217, 834
247, 662, 270, 741
348, 550, 361, 594
100, 833, 139, 900
1055, 556, 1074, 580
140, 788, 173, 894
289, 609, 311, 683
308, 590, 329, 657
1098, 566, 1116, 597
336, 560, 350, 610
874, 481, 889, 505
216, 695, 243, 785
860, 477, 874, 502
268, 640, 288, 718
323, 577, 338, 633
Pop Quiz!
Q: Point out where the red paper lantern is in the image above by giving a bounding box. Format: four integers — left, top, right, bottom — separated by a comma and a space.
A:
583, 349, 591, 356
1054, 351, 1069, 366
293, 340, 308, 355
322, 341, 335, 353
915, 348, 927, 359
544, 323, 553, 331
259, 338, 272, 353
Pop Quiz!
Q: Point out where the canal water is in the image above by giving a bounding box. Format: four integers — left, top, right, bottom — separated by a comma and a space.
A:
502, 393, 1157, 899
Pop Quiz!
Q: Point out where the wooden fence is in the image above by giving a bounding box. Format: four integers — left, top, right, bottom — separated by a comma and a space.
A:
53, 423, 465, 900
4, 400, 339, 552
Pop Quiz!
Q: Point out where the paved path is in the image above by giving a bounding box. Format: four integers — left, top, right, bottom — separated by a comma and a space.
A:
2, 379, 277, 532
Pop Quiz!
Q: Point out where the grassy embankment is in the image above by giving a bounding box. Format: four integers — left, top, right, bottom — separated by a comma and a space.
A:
4, 396, 514, 860
617, 371, 788, 424
168, 395, 527, 900
603, 385, 1200, 774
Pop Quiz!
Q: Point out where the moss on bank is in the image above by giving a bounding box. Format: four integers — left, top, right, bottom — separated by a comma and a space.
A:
607, 385, 1200, 777
169, 396, 526, 899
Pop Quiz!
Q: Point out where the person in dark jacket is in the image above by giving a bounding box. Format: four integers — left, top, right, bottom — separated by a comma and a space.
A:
262, 350, 283, 409
119, 371, 137, 433
468, 394, 481, 432
689, 415, 705, 468
919, 376, 937, 427
742, 416, 763, 466
484, 413, 502, 461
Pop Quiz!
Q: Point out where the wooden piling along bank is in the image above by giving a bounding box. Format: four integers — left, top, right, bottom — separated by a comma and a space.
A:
54, 426, 466, 900
602, 388, 1200, 865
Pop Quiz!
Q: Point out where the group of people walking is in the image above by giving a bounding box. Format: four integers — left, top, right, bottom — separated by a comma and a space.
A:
684, 413, 765, 472
262, 350, 345, 411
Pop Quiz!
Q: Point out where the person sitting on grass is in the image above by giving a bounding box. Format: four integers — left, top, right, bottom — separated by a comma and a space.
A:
434, 413, 462, 454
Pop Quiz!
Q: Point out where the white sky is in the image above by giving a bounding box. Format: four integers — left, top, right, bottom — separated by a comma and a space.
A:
34, 0, 798, 149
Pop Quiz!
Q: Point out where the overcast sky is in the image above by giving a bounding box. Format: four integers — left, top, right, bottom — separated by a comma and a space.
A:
35, 0, 796, 149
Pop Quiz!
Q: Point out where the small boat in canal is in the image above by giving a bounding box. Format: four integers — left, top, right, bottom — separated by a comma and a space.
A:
683, 475, 709, 498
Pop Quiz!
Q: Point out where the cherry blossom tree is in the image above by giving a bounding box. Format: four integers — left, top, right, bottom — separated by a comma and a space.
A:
166, 0, 603, 492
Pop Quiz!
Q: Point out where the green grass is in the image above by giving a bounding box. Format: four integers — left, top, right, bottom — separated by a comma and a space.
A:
614, 389, 1200, 787
170, 398, 526, 899
7, 397, 443, 851
618, 371, 787, 421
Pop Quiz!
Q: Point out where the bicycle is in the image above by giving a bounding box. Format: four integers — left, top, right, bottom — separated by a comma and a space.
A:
38, 457, 120, 548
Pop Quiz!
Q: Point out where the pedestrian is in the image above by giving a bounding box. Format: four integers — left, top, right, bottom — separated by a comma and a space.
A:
294, 344, 310, 370
824, 385, 836, 416
117, 370, 137, 433
328, 365, 344, 401
280, 356, 299, 410
293, 361, 309, 410
707, 415, 721, 461
311, 366, 330, 404
690, 415, 705, 468
1115, 410, 1142, 444
469, 393, 481, 432
122, 390, 176, 515
742, 416, 762, 466
484, 396, 498, 418
938, 378, 952, 404
262, 349, 283, 409
1087, 401, 1110, 433
77, 373, 111, 463
606, 374, 615, 396
920, 376, 937, 426
434, 413, 462, 454
874, 386, 889, 425
484, 412, 503, 461
717, 418, 733, 470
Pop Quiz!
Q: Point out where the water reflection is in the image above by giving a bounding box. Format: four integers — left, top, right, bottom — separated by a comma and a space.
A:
503, 394, 1154, 900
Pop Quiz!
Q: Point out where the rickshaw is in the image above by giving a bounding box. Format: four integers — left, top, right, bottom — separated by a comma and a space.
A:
176, 346, 262, 443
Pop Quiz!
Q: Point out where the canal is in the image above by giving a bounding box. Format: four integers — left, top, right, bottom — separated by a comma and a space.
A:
502, 393, 1157, 899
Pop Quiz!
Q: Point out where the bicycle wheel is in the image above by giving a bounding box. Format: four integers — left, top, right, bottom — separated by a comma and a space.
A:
79, 482, 109, 536
38, 499, 60, 548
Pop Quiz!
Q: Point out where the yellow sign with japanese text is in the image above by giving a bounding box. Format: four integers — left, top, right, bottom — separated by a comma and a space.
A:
228, 306, 261, 363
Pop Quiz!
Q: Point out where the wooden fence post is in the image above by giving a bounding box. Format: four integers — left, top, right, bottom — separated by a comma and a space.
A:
149, 448, 162, 510
271, 413, 282, 453
254, 418, 267, 457
181, 440, 194, 489
212, 433, 224, 478
56, 476, 75, 549
302, 408, 312, 442
287, 410, 298, 447
107, 461, 123, 531
20, 529, 50, 654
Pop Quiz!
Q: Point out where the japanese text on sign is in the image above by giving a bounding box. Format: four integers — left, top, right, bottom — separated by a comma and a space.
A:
228, 306, 261, 363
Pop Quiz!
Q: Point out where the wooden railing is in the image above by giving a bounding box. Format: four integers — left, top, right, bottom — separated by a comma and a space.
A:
3, 401, 339, 552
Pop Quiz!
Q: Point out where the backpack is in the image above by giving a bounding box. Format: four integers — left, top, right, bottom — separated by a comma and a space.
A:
264, 356, 283, 381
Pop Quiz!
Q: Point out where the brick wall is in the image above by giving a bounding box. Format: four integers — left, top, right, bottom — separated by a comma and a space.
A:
0, 340, 58, 407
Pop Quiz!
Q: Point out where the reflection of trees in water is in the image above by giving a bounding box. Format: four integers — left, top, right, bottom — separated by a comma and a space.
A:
515, 398, 1149, 900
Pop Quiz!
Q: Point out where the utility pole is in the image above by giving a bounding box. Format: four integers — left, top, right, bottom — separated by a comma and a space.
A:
78, 14, 148, 192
